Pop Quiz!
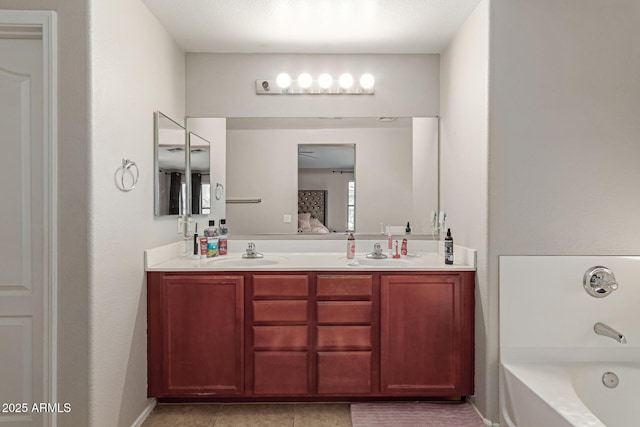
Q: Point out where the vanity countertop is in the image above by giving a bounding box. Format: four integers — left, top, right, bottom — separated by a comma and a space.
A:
145, 240, 476, 272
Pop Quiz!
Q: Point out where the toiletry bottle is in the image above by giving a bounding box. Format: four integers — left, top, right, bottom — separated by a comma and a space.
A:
347, 233, 356, 259
218, 219, 228, 256
207, 236, 218, 258
204, 220, 218, 258
387, 230, 393, 257
219, 219, 228, 235
204, 220, 217, 237
392, 240, 400, 259
401, 238, 408, 256
445, 228, 454, 265
199, 237, 208, 259
218, 235, 227, 256
406, 222, 411, 234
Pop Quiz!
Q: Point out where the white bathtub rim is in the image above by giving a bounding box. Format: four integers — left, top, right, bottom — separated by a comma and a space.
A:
502, 362, 606, 427
501, 346, 640, 364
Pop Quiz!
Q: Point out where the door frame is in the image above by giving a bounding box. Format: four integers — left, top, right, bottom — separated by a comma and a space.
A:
0, 9, 57, 427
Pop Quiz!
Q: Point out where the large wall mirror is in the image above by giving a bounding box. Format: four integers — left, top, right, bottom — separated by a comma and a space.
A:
226, 117, 439, 235
154, 111, 187, 216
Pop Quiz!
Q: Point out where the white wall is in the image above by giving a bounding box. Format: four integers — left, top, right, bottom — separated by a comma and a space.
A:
0, 1, 91, 425
490, 0, 640, 423
226, 127, 416, 234
187, 118, 227, 226
501, 256, 640, 355
186, 53, 439, 117
440, 0, 490, 421
412, 118, 440, 234
298, 169, 354, 231
89, 0, 185, 425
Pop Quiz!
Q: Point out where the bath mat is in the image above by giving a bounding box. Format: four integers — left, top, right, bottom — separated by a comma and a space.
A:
350, 402, 485, 427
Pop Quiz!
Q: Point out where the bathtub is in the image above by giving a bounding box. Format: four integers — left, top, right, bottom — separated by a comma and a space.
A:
501, 361, 640, 427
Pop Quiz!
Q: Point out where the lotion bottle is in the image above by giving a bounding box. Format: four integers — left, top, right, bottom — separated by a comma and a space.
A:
347, 233, 356, 259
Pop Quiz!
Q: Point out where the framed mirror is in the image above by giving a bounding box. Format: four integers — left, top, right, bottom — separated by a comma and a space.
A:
154, 111, 187, 216
188, 132, 211, 216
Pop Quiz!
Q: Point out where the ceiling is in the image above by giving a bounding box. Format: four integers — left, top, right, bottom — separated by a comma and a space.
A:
298, 144, 355, 169
143, 0, 482, 54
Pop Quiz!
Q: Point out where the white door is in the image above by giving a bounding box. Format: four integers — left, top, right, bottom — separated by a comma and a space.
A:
0, 32, 46, 426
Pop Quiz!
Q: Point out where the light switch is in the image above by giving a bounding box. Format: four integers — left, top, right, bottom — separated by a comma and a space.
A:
283, 214, 292, 223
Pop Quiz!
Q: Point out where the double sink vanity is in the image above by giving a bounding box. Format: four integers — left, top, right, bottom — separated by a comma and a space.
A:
145, 238, 476, 401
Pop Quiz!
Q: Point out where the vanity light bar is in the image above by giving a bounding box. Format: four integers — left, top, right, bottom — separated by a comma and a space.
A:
256, 73, 375, 95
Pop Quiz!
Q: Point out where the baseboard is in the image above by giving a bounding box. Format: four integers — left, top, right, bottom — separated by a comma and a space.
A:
131, 399, 157, 427
470, 401, 500, 427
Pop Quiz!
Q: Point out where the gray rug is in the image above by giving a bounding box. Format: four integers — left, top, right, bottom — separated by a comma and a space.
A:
350, 402, 485, 427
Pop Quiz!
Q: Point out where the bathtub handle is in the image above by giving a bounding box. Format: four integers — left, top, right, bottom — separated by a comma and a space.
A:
583, 266, 618, 298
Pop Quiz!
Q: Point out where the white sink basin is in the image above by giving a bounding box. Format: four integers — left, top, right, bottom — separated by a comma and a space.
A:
351, 257, 415, 266
208, 256, 287, 267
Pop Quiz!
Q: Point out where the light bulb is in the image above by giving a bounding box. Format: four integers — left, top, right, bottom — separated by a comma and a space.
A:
359, 73, 375, 90
318, 73, 333, 90
339, 73, 354, 89
276, 73, 291, 89
297, 73, 312, 89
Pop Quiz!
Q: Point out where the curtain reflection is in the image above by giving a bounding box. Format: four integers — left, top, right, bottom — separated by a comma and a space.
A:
169, 172, 182, 215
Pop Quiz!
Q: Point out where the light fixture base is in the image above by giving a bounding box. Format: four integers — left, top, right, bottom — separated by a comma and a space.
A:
255, 80, 374, 95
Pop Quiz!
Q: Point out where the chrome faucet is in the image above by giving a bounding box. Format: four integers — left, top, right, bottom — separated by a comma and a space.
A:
594, 322, 627, 343
366, 243, 388, 259
242, 242, 263, 259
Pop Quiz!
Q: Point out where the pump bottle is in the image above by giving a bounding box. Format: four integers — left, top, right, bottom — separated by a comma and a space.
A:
444, 228, 454, 265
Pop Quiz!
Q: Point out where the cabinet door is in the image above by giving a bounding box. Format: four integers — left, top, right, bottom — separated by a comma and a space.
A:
380, 274, 473, 396
161, 275, 244, 396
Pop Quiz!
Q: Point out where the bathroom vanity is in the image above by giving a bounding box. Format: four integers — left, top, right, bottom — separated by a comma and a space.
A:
146, 241, 475, 401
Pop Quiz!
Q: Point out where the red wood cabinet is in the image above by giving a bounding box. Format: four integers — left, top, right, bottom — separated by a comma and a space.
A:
147, 270, 474, 400
381, 273, 474, 396
147, 273, 244, 397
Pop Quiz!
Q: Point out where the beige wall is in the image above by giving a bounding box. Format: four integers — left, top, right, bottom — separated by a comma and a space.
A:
89, 0, 185, 425
187, 118, 227, 224
186, 53, 440, 118
440, 0, 490, 421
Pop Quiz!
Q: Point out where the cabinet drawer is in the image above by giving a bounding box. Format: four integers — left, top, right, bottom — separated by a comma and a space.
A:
317, 326, 372, 350
317, 275, 372, 299
253, 301, 308, 323
253, 326, 308, 349
254, 351, 309, 395
317, 301, 372, 324
253, 275, 309, 298
317, 351, 372, 394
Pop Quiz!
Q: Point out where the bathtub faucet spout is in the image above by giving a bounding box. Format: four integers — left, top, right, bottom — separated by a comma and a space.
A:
594, 322, 627, 343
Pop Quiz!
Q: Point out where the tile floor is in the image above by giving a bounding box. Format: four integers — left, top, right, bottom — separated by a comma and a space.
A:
142, 403, 353, 427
